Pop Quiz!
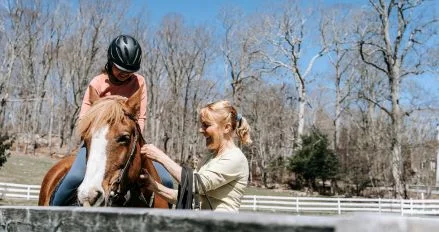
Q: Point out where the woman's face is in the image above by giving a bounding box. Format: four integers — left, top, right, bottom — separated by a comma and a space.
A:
112, 66, 133, 82
199, 116, 225, 152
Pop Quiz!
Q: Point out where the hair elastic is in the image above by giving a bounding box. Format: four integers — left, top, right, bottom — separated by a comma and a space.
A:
236, 113, 243, 127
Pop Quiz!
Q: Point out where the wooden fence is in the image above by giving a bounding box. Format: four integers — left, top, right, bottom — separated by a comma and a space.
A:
240, 195, 439, 215
0, 182, 40, 200
2, 182, 439, 215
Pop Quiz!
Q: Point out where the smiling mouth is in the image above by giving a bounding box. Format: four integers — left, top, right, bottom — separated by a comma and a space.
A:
118, 75, 131, 80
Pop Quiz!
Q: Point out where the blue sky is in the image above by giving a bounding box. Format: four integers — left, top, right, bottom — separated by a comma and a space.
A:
133, 0, 370, 70
132, 0, 438, 105
141, 0, 258, 25
135, 0, 372, 25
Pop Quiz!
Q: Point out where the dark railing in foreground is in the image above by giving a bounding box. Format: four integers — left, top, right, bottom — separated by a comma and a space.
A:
1, 207, 439, 232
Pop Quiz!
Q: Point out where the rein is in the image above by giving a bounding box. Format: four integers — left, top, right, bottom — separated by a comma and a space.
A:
107, 119, 141, 206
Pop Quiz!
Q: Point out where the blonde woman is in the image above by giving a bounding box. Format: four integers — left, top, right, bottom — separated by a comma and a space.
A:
141, 100, 251, 212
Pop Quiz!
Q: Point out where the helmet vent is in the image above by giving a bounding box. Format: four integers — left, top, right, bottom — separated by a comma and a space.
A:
124, 47, 130, 63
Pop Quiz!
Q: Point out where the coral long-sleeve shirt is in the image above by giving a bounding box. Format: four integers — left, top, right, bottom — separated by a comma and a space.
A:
79, 73, 147, 131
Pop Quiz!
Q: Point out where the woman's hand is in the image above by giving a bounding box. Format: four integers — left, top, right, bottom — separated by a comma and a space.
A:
141, 144, 167, 163
141, 143, 183, 184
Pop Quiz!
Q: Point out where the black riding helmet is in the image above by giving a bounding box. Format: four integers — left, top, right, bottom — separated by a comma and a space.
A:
108, 35, 142, 72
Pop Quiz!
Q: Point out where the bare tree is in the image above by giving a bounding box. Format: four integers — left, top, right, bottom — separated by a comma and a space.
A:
0, 0, 58, 154
156, 14, 212, 163
219, 7, 264, 109
351, 63, 391, 194
56, 0, 128, 149
357, 0, 438, 198
259, 2, 327, 149
321, 8, 356, 152
0, 0, 28, 129
245, 82, 296, 187
142, 36, 166, 144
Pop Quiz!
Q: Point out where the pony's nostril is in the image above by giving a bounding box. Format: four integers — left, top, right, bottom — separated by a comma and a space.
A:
86, 189, 104, 206
96, 190, 103, 199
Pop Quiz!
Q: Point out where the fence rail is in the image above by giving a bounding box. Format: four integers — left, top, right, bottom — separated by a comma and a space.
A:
0, 182, 41, 200
240, 195, 439, 215
1, 182, 439, 215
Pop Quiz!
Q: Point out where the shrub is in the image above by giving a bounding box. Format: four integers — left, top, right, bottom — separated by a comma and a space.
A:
288, 129, 339, 193
0, 133, 13, 168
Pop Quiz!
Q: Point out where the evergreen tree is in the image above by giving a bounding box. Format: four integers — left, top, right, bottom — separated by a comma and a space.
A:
0, 134, 12, 168
288, 129, 339, 193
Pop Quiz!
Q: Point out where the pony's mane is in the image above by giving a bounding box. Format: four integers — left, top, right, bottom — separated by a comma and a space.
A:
77, 96, 132, 139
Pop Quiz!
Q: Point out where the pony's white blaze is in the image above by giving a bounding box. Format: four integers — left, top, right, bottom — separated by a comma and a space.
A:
77, 126, 109, 205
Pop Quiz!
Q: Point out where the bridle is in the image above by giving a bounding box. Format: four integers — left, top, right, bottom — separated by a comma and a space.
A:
106, 116, 141, 206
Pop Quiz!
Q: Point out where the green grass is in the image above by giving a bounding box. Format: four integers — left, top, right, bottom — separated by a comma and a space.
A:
245, 186, 292, 196
0, 154, 58, 185
0, 199, 36, 206
0, 154, 294, 206
0, 154, 58, 206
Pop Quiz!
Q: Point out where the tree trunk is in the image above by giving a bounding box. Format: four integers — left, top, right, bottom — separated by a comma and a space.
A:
297, 78, 305, 149
390, 66, 406, 198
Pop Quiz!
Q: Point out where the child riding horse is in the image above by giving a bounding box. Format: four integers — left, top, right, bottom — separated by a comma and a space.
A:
39, 90, 168, 208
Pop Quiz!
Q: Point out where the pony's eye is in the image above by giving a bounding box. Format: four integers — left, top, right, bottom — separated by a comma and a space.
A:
116, 135, 131, 144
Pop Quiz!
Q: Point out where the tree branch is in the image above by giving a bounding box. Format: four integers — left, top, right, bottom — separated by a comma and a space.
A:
359, 41, 389, 74
358, 92, 392, 118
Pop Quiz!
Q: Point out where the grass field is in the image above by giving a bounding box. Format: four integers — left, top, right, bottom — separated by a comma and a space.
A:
0, 154, 58, 206
0, 154, 58, 185
0, 154, 293, 206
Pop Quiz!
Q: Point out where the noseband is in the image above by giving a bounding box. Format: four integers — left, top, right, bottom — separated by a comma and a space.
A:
107, 117, 141, 206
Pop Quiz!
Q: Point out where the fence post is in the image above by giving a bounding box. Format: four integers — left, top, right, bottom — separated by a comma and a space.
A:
400, 199, 404, 216
410, 198, 413, 215
253, 195, 257, 211
27, 186, 30, 200
422, 193, 425, 212
296, 197, 299, 214
338, 198, 341, 215
0, 184, 5, 199
378, 198, 381, 213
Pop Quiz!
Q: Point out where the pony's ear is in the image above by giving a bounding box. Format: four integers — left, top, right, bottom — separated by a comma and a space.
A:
88, 86, 100, 105
126, 89, 141, 115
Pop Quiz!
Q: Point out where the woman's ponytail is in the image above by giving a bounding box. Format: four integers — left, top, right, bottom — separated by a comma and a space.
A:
236, 116, 252, 145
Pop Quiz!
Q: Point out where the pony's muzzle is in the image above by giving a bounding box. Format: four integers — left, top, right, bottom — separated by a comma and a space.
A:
78, 188, 105, 207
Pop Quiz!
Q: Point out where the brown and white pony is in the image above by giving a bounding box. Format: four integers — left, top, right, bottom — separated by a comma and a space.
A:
38, 88, 168, 208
